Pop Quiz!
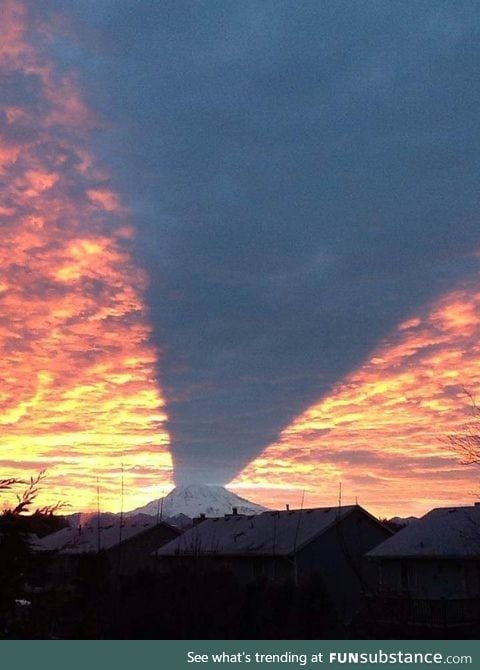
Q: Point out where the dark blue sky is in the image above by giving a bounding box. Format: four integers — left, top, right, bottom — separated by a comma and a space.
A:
33, 1, 480, 483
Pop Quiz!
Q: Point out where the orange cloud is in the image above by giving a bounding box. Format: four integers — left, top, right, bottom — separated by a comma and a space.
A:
231, 279, 480, 518
0, 1, 173, 512
87, 188, 123, 212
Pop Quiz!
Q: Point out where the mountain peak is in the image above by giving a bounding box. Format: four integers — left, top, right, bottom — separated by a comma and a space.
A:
127, 484, 267, 518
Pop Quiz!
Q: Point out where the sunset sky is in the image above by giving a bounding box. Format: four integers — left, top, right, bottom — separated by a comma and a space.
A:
1, 1, 480, 517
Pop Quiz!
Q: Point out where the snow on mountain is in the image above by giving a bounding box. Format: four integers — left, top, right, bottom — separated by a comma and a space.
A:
126, 484, 268, 518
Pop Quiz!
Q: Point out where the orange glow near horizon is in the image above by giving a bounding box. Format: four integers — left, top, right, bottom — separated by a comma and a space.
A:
0, 1, 173, 513
230, 278, 480, 519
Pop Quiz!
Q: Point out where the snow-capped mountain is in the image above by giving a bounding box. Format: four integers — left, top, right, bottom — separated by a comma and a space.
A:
126, 484, 268, 518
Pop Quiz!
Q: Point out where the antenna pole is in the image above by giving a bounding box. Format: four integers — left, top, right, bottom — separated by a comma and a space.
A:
156, 488, 165, 525
292, 489, 306, 586
119, 464, 124, 546
338, 482, 342, 509
154, 489, 165, 562
96, 478, 101, 553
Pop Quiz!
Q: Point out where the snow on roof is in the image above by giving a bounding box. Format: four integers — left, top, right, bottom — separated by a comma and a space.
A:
368, 505, 480, 559
156, 505, 373, 557
167, 513, 194, 529
34, 514, 176, 555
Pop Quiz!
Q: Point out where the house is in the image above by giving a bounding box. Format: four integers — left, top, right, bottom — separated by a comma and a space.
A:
34, 513, 180, 581
155, 505, 391, 622
168, 513, 195, 530
367, 504, 480, 628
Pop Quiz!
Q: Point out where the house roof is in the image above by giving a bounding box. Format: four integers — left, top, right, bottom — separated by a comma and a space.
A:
156, 505, 382, 557
368, 505, 480, 559
34, 514, 178, 555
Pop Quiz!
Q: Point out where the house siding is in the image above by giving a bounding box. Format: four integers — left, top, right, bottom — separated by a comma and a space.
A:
108, 523, 179, 575
158, 508, 390, 623
296, 509, 389, 621
378, 558, 480, 600
39, 523, 180, 584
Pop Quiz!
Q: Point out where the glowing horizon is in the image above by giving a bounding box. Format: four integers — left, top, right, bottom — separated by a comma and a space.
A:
0, 1, 173, 513
230, 275, 480, 518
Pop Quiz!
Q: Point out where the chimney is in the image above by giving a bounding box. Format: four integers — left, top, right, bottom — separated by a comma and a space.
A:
286, 504, 290, 511
193, 513, 206, 526
232, 507, 238, 516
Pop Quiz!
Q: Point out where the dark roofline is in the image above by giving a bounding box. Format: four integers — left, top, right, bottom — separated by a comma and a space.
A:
291, 504, 394, 555
161, 550, 294, 559
428, 505, 480, 513
37, 518, 181, 555
157, 504, 392, 558
112, 518, 181, 550
369, 553, 480, 561
367, 504, 480, 559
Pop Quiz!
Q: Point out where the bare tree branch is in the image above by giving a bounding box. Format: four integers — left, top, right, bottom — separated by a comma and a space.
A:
0, 477, 25, 491
2, 470, 65, 516
447, 388, 480, 465
10, 470, 46, 516
35, 501, 70, 515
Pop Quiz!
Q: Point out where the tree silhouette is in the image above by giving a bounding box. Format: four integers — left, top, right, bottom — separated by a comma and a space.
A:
447, 390, 480, 466
1, 470, 67, 516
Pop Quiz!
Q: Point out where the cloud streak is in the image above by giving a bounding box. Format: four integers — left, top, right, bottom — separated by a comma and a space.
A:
0, 1, 172, 512
232, 278, 480, 517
